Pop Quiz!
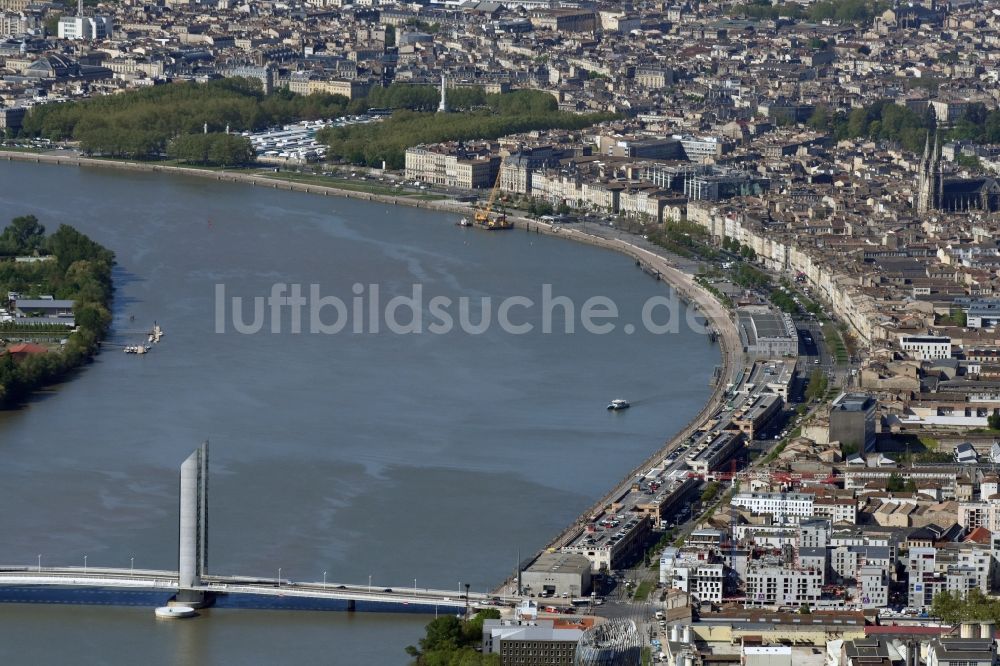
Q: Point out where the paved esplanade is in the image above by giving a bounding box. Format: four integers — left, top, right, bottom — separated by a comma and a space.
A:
0, 443, 500, 614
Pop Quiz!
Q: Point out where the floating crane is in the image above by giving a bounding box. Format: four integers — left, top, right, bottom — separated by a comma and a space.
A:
473, 158, 513, 230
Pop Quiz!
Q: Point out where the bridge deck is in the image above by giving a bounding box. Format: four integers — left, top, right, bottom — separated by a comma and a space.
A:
0, 566, 512, 614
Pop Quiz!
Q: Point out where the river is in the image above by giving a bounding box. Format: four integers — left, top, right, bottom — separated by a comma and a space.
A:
0, 161, 714, 663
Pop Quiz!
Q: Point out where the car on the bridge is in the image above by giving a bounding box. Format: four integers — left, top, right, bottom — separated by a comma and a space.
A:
383, 588, 393, 593
336, 585, 347, 589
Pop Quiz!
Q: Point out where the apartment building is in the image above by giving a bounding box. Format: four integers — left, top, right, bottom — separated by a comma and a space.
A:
858, 566, 889, 610
732, 492, 815, 525
813, 497, 857, 525
659, 548, 724, 603
405, 145, 500, 189
901, 335, 953, 360
831, 545, 892, 584
908, 542, 991, 609
798, 518, 831, 549
745, 563, 823, 607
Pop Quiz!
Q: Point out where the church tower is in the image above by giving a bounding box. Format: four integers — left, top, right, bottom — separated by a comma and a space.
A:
916, 131, 941, 214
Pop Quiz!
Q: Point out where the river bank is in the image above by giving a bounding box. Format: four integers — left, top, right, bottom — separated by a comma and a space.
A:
0, 218, 115, 407
0, 150, 742, 583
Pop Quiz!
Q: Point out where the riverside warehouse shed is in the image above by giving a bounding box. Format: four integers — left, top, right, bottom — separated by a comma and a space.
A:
737, 306, 797, 358
520, 552, 592, 598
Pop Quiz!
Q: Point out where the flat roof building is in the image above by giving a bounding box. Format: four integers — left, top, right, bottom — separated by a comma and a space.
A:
901, 335, 952, 360
482, 618, 585, 665
520, 552, 592, 598
737, 306, 797, 359
829, 393, 877, 453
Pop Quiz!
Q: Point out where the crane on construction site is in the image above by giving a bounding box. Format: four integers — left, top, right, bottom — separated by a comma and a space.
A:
474, 158, 513, 229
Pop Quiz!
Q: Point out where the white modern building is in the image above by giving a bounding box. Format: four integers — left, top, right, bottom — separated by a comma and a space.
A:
745, 564, 822, 607
659, 547, 723, 603
858, 565, 888, 609
908, 543, 991, 610
732, 492, 815, 524
901, 335, 952, 360
813, 497, 857, 524
57, 15, 111, 40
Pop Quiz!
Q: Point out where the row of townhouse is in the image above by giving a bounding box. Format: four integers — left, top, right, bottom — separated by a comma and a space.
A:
404, 145, 500, 189
732, 491, 816, 525
526, 169, 686, 223
686, 201, 887, 347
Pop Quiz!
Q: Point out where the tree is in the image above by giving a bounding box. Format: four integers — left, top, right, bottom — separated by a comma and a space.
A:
44, 14, 60, 36
20, 78, 352, 157
808, 105, 832, 132
317, 91, 614, 169
45, 224, 114, 273
800, 603, 812, 614
887, 473, 904, 493
463, 608, 501, 644
989, 413, 1000, 431
955, 154, 982, 171
932, 589, 1000, 624
805, 368, 828, 402
406, 611, 502, 666
168, 133, 255, 166
407, 615, 463, 659
0, 215, 46, 256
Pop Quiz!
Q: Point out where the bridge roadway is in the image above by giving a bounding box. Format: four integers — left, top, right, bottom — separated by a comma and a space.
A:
0, 566, 507, 614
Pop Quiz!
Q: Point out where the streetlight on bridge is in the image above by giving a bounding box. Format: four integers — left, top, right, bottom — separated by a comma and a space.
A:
323, 571, 327, 588
278, 568, 282, 588
130, 556, 134, 578
368, 574, 372, 593
83, 555, 87, 574
37, 554, 41, 573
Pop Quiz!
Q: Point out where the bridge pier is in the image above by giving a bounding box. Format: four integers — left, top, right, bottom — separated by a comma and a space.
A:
173, 589, 214, 609
179, 441, 209, 589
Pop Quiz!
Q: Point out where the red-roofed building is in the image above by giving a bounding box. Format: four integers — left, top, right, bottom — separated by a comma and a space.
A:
965, 527, 992, 544
5, 343, 48, 361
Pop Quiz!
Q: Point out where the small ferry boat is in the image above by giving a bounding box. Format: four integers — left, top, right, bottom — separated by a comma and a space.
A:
607, 399, 630, 411
457, 218, 473, 227
154, 605, 197, 619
